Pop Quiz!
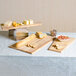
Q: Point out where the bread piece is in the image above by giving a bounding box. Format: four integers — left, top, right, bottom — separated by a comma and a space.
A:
16, 34, 36, 48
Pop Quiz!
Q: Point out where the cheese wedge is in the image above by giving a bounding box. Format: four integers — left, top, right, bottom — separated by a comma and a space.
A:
35, 32, 42, 37
23, 20, 29, 25
29, 19, 34, 24
36, 32, 47, 39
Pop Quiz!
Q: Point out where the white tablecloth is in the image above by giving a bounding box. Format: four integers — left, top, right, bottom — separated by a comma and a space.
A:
0, 31, 76, 76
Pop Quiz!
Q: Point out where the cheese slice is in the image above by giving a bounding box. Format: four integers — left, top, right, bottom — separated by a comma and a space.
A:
29, 19, 34, 24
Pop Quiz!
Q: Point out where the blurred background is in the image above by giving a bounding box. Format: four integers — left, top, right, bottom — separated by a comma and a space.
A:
0, 0, 76, 32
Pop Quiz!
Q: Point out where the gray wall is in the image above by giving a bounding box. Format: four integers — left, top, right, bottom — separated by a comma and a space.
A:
0, 0, 76, 32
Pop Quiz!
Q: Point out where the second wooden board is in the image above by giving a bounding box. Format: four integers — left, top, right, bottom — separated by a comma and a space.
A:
9, 35, 52, 54
1, 23, 41, 31
48, 38, 75, 53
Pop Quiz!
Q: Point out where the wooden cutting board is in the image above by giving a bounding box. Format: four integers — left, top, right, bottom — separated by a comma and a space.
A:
1, 23, 41, 31
9, 36, 52, 54
48, 38, 75, 53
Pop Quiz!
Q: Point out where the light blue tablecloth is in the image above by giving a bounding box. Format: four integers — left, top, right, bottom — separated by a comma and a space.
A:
0, 31, 76, 76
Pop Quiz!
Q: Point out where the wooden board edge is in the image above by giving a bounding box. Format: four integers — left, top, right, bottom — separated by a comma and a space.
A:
48, 48, 61, 53
9, 45, 32, 54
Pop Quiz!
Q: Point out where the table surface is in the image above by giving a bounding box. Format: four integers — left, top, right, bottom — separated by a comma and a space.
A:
0, 31, 76, 57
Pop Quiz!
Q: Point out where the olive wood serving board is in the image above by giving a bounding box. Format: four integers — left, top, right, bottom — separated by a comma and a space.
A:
1, 23, 41, 31
48, 38, 75, 53
9, 36, 52, 54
